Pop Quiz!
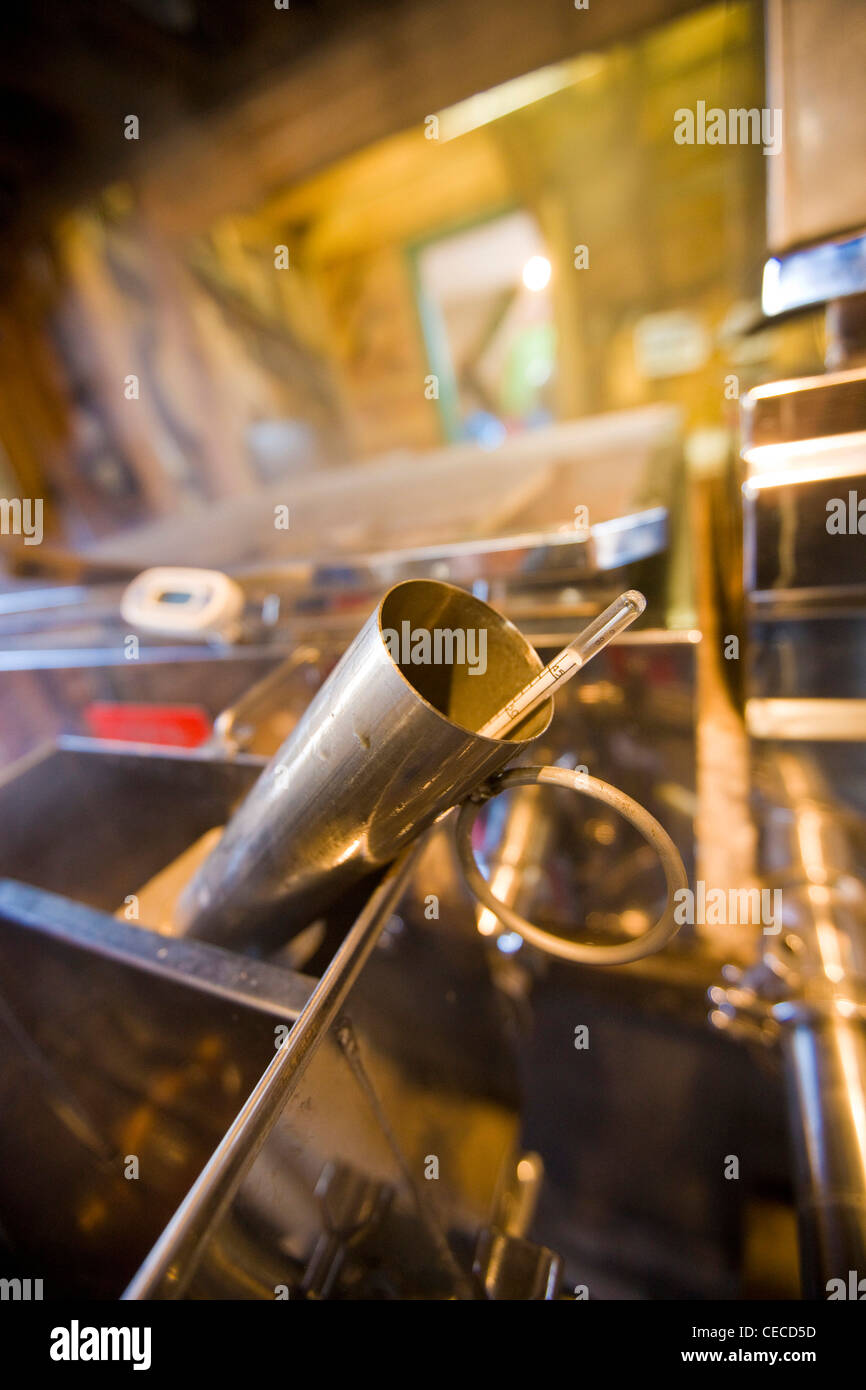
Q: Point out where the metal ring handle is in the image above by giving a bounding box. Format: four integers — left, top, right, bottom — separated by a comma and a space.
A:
455, 765, 689, 966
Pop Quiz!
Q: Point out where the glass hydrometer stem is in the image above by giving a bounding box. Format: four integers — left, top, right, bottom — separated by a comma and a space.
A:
478, 589, 647, 740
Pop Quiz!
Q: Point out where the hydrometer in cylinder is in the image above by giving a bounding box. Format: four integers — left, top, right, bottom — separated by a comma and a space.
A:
479, 589, 647, 740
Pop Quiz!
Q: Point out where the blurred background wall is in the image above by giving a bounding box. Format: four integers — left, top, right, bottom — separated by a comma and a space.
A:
0, 0, 825, 550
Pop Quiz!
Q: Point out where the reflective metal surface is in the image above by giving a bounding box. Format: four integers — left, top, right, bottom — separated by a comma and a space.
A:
0, 739, 522, 1300
762, 235, 866, 317
780, 1011, 866, 1297
124, 847, 421, 1300
176, 579, 552, 949
727, 344, 866, 1298
711, 750, 866, 1296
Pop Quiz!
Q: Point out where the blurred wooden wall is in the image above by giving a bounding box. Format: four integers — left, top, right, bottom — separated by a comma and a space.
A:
0, 0, 713, 549
0, 0, 826, 551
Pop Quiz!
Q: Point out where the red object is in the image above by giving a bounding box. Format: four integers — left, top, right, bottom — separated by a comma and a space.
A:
84, 701, 212, 748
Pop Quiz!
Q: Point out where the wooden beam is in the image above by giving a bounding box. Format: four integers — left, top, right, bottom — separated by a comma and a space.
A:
139, 0, 708, 236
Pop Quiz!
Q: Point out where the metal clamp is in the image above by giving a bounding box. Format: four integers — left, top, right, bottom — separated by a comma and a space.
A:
455, 765, 689, 966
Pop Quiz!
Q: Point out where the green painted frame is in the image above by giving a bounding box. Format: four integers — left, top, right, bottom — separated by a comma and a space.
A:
405, 202, 523, 444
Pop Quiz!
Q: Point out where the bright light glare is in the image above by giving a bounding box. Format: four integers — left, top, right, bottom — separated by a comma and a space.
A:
497, 931, 524, 954
435, 55, 604, 142
477, 908, 498, 937
522, 256, 551, 292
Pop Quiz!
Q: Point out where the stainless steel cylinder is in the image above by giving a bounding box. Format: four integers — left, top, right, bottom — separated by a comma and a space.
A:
756, 751, 866, 1296
175, 579, 552, 949
779, 1008, 866, 1298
